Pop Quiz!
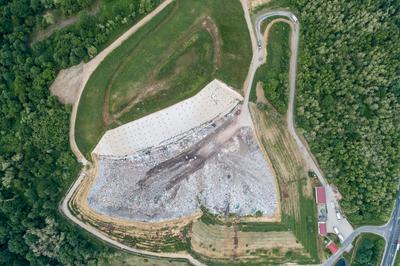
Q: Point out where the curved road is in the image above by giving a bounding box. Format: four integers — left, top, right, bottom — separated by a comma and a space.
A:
68, 0, 174, 165
62, 1, 205, 265
325, 191, 400, 266
61, 0, 386, 265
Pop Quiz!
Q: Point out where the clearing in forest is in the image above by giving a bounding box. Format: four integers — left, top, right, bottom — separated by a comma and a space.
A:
75, 0, 251, 157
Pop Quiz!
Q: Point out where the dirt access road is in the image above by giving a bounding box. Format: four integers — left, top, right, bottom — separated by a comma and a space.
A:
68, 0, 174, 165
63, 0, 346, 264
62, 1, 205, 265
253, 6, 354, 262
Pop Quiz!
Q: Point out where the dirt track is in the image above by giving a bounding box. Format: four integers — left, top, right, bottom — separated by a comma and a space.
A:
61, 0, 297, 264
68, 0, 175, 165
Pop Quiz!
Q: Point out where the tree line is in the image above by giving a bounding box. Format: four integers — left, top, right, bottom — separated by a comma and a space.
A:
288, 0, 400, 223
0, 0, 159, 264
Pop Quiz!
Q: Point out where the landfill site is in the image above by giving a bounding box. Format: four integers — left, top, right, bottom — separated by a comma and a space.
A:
87, 80, 278, 222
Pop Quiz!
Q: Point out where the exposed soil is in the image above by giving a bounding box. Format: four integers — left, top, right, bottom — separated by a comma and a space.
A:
249, 0, 271, 9
249, 103, 308, 222
255, 81, 267, 104
190, 221, 305, 259
50, 63, 84, 104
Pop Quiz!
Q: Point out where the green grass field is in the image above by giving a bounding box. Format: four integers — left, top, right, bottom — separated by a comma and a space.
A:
349, 233, 385, 266
250, 21, 290, 114
99, 252, 190, 266
75, 0, 251, 157
395, 252, 400, 266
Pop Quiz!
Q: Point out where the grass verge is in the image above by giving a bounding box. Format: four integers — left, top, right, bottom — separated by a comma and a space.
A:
250, 21, 290, 114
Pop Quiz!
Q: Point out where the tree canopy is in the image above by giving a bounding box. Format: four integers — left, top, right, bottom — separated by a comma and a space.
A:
290, 0, 400, 223
0, 0, 159, 264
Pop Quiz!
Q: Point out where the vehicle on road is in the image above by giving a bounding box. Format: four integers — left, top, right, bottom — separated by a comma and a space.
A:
333, 226, 344, 242
336, 210, 342, 221
333, 226, 340, 234
337, 233, 344, 243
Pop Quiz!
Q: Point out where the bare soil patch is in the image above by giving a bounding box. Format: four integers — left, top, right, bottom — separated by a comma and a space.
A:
249, 0, 271, 9
255, 81, 267, 104
50, 63, 84, 104
190, 221, 304, 259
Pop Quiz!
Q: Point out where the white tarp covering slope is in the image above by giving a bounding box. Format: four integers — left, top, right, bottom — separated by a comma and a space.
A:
93, 79, 243, 156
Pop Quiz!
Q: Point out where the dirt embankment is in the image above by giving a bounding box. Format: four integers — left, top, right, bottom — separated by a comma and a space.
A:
50, 63, 84, 104
69, 156, 201, 250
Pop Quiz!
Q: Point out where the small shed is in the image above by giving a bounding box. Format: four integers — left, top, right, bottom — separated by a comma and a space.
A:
326, 240, 338, 254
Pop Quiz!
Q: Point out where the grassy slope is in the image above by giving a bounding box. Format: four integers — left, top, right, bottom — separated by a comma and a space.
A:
116, 29, 214, 124
249, 104, 320, 263
75, 3, 175, 157
250, 21, 290, 114
76, 0, 251, 157
395, 252, 400, 266
350, 233, 385, 266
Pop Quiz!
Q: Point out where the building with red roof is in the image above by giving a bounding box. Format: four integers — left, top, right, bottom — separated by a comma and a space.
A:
318, 222, 327, 236
315, 186, 326, 204
326, 240, 338, 254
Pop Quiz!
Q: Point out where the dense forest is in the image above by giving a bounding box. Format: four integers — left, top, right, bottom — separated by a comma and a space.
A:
1, 0, 399, 263
289, 0, 400, 223
0, 0, 159, 264
352, 234, 385, 266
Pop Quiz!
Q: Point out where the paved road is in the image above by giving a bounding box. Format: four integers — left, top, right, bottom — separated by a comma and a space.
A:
381, 192, 400, 266
253, 6, 355, 246
68, 0, 174, 165
323, 190, 400, 266
61, 1, 206, 265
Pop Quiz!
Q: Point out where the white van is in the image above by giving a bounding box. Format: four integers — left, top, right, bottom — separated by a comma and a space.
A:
333, 226, 340, 234
336, 210, 342, 221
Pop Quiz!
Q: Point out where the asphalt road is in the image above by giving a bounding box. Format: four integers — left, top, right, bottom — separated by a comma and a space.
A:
61, 1, 392, 265
324, 191, 400, 266
381, 192, 400, 266
254, 6, 355, 247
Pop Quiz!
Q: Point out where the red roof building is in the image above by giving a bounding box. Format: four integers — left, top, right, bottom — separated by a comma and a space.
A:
315, 186, 326, 204
318, 222, 327, 236
326, 240, 338, 254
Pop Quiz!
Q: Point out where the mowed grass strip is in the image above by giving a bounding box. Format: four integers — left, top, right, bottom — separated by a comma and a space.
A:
250, 21, 290, 114
76, 0, 251, 157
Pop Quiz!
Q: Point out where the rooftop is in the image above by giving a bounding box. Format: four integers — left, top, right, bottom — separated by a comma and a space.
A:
316, 186, 326, 204
326, 240, 338, 254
